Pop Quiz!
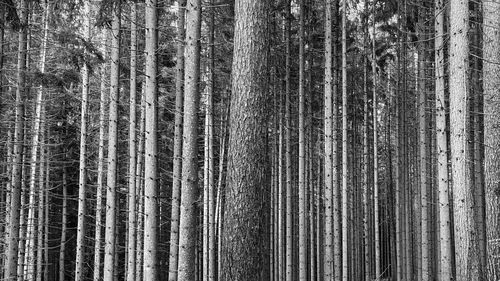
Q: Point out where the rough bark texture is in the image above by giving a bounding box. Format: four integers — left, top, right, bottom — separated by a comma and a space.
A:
168, 1, 186, 280
177, 0, 201, 279
221, 0, 270, 280
449, 0, 478, 280
483, 1, 500, 279
103, 2, 121, 279
143, 0, 158, 279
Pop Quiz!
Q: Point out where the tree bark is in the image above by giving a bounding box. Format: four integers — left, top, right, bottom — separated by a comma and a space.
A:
221, 1, 270, 279
168, 0, 186, 279
178, 0, 201, 279
103, 1, 121, 279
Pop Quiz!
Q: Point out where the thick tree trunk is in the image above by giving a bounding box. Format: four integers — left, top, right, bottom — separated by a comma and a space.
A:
341, 0, 348, 279
178, 0, 201, 279
103, 2, 121, 279
59, 162, 68, 281
221, 1, 270, 279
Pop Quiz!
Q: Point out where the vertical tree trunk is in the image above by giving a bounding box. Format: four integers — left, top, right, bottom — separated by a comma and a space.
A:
483, 1, 500, 279
284, 1, 293, 279
324, 0, 334, 278
43, 154, 49, 281
103, 1, 121, 279
168, 1, 186, 279
135, 85, 146, 281
449, 0, 479, 280
221, 0, 270, 279
59, 162, 68, 281
435, 0, 452, 279
371, 1, 380, 277
341, 0, 348, 279
298, 1, 307, 280
75, 1, 91, 279
143, 0, 158, 279
36, 110, 46, 281
3, 0, 28, 277
126, 3, 138, 281
93, 29, 109, 281
178, 0, 201, 279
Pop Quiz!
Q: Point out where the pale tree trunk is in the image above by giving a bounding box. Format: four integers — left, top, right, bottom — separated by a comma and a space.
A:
483, 0, 500, 279
298, 0, 307, 280
362, 2, 370, 279
143, 0, 158, 279
449, 0, 479, 280
103, 1, 121, 279
435, 0, 451, 280
206, 2, 216, 279
126, 3, 138, 281
341, 0, 348, 279
24, 2, 49, 277
221, 0, 270, 279
284, 1, 293, 279
4, 0, 28, 278
43, 149, 49, 281
59, 159, 68, 281
178, 0, 201, 279
417, 7, 429, 278
168, 0, 185, 279
371, 1, 380, 277
74, 1, 91, 280
135, 85, 146, 281
93, 29, 109, 281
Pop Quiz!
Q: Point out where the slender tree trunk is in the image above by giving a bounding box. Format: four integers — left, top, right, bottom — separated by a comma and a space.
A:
324, 1, 335, 279
371, 2, 380, 277
126, 3, 138, 281
93, 29, 109, 281
43, 152, 49, 281
75, 1, 91, 279
4, 0, 28, 277
168, 1, 185, 279
59, 162, 68, 281
341, 0, 348, 279
178, 0, 201, 279
143, 0, 158, 279
435, 0, 452, 279
483, 1, 500, 279
103, 1, 121, 279
221, 0, 270, 279
298, 1, 307, 280
135, 85, 146, 281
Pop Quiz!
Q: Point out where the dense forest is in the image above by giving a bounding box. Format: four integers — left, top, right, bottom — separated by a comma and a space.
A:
0, 0, 499, 280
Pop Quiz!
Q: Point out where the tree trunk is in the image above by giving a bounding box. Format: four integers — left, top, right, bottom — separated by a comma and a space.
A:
435, 0, 452, 279
93, 29, 109, 281
221, 0, 270, 279
59, 161, 68, 281
341, 0, 348, 279
483, 0, 500, 279
143, 0, 158, 279
178, 0, 201, 279
75, 1, 91, 279
126, 3, 138, 281
298, 1, 307, 280
103, 1, 121, 279
168, 0, 186, 279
